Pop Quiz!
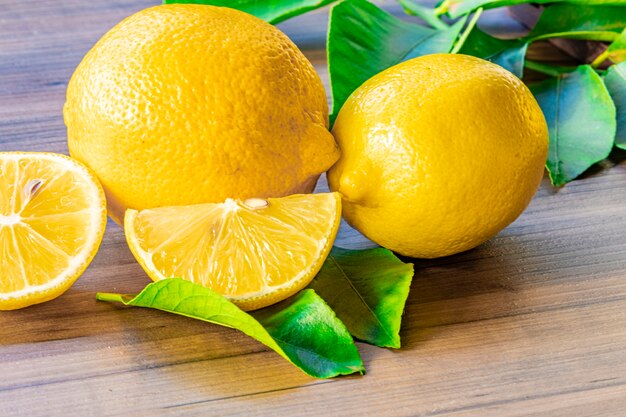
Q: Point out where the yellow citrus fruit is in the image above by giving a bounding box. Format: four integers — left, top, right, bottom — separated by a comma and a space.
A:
64, 4, 338, 225
124, 192, 341, 310
0, 152, 107, 310
328, 54, 548, 259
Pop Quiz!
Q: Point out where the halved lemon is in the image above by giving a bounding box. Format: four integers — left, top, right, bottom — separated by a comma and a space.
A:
0, 152, 107, 310
124, 193, 341, 310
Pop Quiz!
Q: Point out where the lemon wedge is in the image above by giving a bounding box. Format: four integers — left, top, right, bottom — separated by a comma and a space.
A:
0, 152, 107, 310
124, 193, 341, 310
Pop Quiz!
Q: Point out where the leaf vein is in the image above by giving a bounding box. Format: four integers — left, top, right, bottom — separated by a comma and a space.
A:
328, 255, 394, 341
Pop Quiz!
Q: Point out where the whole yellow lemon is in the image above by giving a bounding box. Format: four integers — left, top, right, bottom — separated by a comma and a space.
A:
328, 54, 548, 258
64, 5, 338, 225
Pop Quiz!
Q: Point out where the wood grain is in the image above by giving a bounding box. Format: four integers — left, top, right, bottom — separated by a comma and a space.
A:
2, 1, 626, 416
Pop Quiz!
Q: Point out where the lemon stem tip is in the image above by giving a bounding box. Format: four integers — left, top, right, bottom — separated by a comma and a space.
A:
96, 292, 126, 304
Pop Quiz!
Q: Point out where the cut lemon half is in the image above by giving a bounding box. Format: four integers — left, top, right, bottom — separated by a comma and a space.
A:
124, 193, 341, 310
0, 152, 107, 310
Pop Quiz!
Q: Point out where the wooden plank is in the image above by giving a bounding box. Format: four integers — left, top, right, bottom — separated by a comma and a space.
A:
3, 297, 625, 416
2, 1, 626, 416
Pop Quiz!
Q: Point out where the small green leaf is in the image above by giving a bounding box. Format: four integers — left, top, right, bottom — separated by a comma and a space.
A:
438, 0, 626, 19
604, 62, 626, 149
327, 0, 465, 125
163, 0, 337, 24
527, 4, 626, 42
458, 27, 528, 77
307, 247, 414, 349
97, 279, 364, 379
530, 65, 616, 186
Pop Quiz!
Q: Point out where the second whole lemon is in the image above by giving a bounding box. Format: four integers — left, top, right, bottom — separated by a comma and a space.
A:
64, 5, 338, 225
328, 54, 549, 259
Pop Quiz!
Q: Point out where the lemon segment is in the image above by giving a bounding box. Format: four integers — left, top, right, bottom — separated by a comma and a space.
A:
124, 193, 341, 311
0, 153, 107, 310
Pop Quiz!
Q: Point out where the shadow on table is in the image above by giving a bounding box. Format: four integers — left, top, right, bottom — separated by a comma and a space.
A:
398, 237, 531, 351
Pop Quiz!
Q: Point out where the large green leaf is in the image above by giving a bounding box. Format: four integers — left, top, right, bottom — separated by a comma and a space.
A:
307, 247, 414, 349
530, 65, 616, 186
526, 4, 626, 42
458, 27, 528, 77
604, 62, 626, 149
438, 0, 626, 19
327, 0, 465, 125
96, 279, 364, 379
163, 0, 337, 24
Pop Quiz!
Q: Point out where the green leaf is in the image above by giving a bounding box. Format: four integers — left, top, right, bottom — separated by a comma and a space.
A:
438, 0, 626, 19
604, 62, 626, 149
307, 247, 414, 349
458, 27, 528, 77
526, 4, 626, 42
163, 0, 337, 24
530, 65, 616, 186
96, 279, 364, 379
327, 0, 465, 125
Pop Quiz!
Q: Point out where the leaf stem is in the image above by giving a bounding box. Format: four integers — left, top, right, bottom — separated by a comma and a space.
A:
397, 0, 447, 30
591, 49, 610, 68
524, 60, 574, 77
434, 0, 449, 16
450, 8, 482, 54
96, 292, 127, 304
528, 31, 618, 43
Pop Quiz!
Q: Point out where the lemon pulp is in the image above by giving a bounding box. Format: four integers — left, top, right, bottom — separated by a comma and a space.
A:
124, 193, 341, 310
0, 152, 107, 310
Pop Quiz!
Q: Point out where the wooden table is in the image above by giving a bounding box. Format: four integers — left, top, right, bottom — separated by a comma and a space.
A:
2, 1, 626, 416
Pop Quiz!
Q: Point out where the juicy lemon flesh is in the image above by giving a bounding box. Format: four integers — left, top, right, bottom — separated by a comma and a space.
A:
0, 153, 107, 310
125, 193, 341, 311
